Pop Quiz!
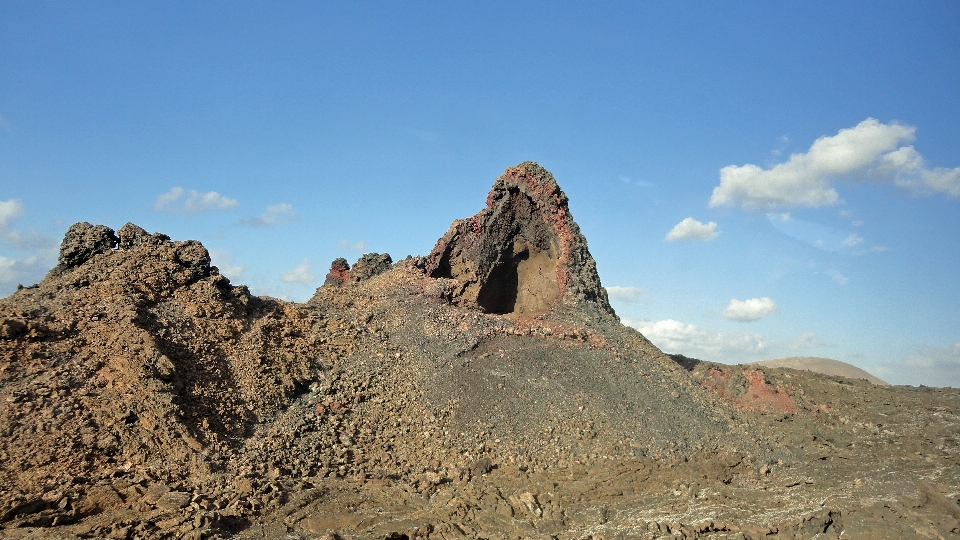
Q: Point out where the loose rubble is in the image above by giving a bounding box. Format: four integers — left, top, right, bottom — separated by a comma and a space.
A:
1, 163, 958, 539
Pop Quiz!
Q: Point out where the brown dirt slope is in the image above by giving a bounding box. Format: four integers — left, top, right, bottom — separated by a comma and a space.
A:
0, 163, 958, 539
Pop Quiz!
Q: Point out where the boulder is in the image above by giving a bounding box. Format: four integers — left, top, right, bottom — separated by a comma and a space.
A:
55, 222, 118, 271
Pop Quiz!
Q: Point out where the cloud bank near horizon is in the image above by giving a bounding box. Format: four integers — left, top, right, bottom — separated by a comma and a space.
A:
624, 318, 768, 358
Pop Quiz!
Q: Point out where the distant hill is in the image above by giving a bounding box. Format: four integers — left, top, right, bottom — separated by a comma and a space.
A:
753, 356, 889, 386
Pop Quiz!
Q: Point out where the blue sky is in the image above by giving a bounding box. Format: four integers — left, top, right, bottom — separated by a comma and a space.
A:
2, 2, 958, 386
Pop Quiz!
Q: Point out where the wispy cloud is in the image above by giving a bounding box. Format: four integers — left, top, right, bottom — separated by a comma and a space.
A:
209, 250, 246, 281
856, 245, 889, 255
619, 175, 656, 187
623, 318, 767, 359
240, 203, 298, 227
841, 233, 863, 247
337, 239, 366, 252
605, 286, 643, 303
665, 217, 719, 242
0, 255, 43, 287
0, 199, 57, 252
710, 118, 960, 209
0, 200, 57, 292
722, 297, 778, 322
879, 343, 960, 387
767, 213, 871, 254
827, 269, 849, 285
153, 187, 239, 213
0, 199, 24, 232
280, 259, 315, 283
787, 332, 819, 351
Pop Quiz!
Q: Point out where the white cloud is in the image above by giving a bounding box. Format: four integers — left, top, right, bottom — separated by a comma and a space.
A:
708, 118, 960, 209
280, 259, 315, 283
0, 199, 57, 253
852, 220, 864, 227
787, 332, 817, 351
0, 199, 24, 232
0, 201, 58, 296
722, 297, 778, 322
620, 175, 656, 188
623, 318, 767, 358
665, 217, 719, 241
605, 286, 643, 303
240, 203, 298, 227
878, 145, 960, 198
154, 187, 238, 213
209, 250, 246, 281
886, 343, 960, 387
337, 239, 366, 252
841, 233, 863, 247
0, 255, 43, 288
859, 245, 889, 254
0, 256, 30, 283
154, 187, 184, 209
827, 269, 849, 285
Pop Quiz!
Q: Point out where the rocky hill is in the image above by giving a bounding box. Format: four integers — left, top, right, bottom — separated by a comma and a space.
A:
752, 357, 889, 386
1, 162, 958, 539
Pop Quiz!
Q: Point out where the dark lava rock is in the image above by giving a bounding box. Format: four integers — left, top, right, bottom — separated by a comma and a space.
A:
3, 164, 958, 540
350, 253, 393, 282
117, 222, 150, 250
172, 240, 212, 278
425, 162, 613, 319
55, 222, 118, 271
322, 254, 393, 287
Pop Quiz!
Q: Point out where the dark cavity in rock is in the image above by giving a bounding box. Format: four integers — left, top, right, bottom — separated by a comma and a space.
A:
426, 161, 612, 319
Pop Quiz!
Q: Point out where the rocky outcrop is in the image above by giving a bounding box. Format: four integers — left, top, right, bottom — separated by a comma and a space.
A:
323, 257, 351, 286
3, 169, 957, 539
425, 162, 613, 319
349, 252, 393, 282
322, 253, 394, 287
54, 222, 118, 272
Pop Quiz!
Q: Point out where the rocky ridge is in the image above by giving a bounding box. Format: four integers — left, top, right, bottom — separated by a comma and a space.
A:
0, 163, 958, 539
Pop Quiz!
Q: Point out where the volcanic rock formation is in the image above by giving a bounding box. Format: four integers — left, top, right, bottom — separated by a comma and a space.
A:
425, 162, 612, 320
0, 163, 958, 539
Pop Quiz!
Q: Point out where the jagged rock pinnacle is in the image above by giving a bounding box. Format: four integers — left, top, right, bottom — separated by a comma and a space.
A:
425, 162, 613, 319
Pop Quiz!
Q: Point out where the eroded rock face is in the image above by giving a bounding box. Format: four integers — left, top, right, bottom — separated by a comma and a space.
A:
323, 257, 351, 287
55, 222, 118, 271
425, 162, 613, 318
322, 253, 393, 287
349, 252, 393, 282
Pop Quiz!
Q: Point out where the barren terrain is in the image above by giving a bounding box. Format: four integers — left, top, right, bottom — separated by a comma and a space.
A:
1, 163, 958, 539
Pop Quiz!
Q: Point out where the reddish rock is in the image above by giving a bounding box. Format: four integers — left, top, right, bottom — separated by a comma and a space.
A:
323, 258, 351, 287
698, 366, 797, 415
425, 162, 613, 319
